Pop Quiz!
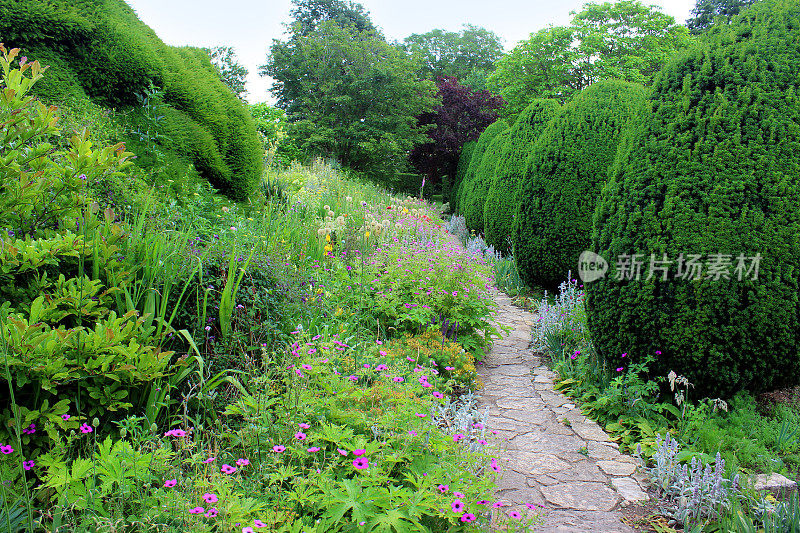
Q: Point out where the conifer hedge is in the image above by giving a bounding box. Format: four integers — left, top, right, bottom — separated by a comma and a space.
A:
585, 0, 800, 398
484, 99, 560, 253
0, 0, 261, 199
455, 119, 508, 218
512, 80, 647, 290
463, 130, 509, 233
449, 141, 475, 208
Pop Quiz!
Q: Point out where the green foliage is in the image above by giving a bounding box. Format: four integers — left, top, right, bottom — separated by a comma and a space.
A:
264, 11, 438, 179
448, 140, 474, 207
462, 129, 509, 233
483, 99, 560, 253
513, 81, 647, 289
401, 25, 504, 91
487, 1, 693, 118
204, 46, 248, 100
0, 0, 262, 199
454, 120, 508, 217
686, 0, 758, 33
586, 0, 800, 399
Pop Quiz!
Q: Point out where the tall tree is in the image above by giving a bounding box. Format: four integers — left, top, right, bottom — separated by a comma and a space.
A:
205, 46, 248, 100
262, 4, 438, 178
686, 0, 758, 33
288, 0, 376, 36
402, 25, 504, 91
488, 1, 693, 118
408, 76, 504, 196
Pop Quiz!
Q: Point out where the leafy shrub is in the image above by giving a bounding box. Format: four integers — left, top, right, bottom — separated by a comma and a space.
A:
585, 0, 800, 398
454, 120, 508, 215
512, 80, 647, 290
0, 0, 262, 199
448, 140, 475, 208
462, 129, 509, 233
484, 99, 560, 253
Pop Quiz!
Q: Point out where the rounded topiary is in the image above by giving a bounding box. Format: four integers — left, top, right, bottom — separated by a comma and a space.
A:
484, 99, 560, 253
463, 130, 509, 233
512, 80, 647, 290
585, 0, 800, 398
455, 119, 508, 217
449, 141, 475, 208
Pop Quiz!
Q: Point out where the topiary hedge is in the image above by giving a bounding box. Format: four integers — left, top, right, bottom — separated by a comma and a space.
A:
484, 99, 560, 253
0, 0, 262, 199
512, 81, 647, 290
449, 140, 475, 208
585, 0, 800, 398
455, 119, 508, 217
463, 129, 509, 233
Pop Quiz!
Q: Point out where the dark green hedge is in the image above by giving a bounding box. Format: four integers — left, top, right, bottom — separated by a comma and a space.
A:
484, 99, 560, 253
585, 0, 800, 398
449, 141, 475, 208
0, 0, 261, 199
512, 81, 646, 290
455, 119, 508, 217
463, 130, 509, 233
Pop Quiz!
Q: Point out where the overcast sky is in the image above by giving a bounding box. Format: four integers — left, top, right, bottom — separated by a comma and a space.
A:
125, 0, 696, 104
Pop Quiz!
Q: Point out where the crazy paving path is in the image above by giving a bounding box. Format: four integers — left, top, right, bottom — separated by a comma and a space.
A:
480, 288, 649, 532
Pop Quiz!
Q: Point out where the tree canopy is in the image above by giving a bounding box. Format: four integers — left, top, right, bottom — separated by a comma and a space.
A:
204, 46, 248, 100
686, 0, 758, 33
488, 0, 693, 118
408, 76, 504, 195
262, 0, 438, 178
401, 25, 504, 91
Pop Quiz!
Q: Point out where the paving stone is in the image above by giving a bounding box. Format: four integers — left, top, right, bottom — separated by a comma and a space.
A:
597, 460, 637, 477
611, 477, 649, 502
587, 440, 621, 460
540, 482, 620, 511
571, 421, 613, 442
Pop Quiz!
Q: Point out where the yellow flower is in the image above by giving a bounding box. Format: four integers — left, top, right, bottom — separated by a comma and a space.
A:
365, 231, 370, 238
326, 234, 331, 243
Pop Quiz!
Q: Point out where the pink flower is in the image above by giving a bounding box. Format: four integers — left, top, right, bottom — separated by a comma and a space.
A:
438, 484, 449, 493
164, 429, 186, 438
0, 445, 13, 454
189, 507, 205, 514
254, 520, 267, 528
461, 513, 476, 523
375, 364, 388, 371
353, 449, 366, 457
272, 445, 286, 453
348, 375, 358, 381
22, 460, 35, 471
295, 432, 307, 441
616, 367, 624, 372
476, 500, 490, 505
492, 501, 506, 508
392, 377, 404, 383
508, 511, 522, 520
298, 423, 311, 429
236, 458, 250, 467
379, 350, 387, 356
307, 447, 321, 452
338, 449, 348, 456
302, 364, 312, 371
408, 430, 417, 436
453, 433, 465, 443
415, 413, 427, 418
202, 456, 216, 464
202, 493, 218, 504
472, 423, 484, 429
406, 356, 416, 362
80, 423, 93, 434
445, 366, 455, 371
243, 528, 254, 533
477, 439, 487, 445
164, 479, 177, 488
221, 464, 237, 474
432, 391, 444, 399
454, 491, 465, 498
61, 414, 70, 421
451, 499, 465, 513
490, 459, 501, 473
205, 507, 218, 518
353, 457, 369, 469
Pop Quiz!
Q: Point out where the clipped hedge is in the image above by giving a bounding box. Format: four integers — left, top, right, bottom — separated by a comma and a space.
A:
449, 140, 475, 207
484, 99, 560, 253
586, 0, 800, 398
513, 81, 646, 290
463, 129, 509, 233
0, 0, 261, 199
455, 119, 508, 217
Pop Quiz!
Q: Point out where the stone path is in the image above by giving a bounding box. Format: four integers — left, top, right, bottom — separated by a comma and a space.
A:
479, 288, 648, 532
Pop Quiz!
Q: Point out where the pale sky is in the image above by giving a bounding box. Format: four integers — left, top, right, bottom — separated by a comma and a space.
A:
125, 0, 696, 104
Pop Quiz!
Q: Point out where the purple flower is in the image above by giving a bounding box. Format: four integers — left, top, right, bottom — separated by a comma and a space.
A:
353, 457, 369, 469
22, 460, 34, 471
164, 479, 177, 488
80, 423, 93, 434
451, 499, 465, 513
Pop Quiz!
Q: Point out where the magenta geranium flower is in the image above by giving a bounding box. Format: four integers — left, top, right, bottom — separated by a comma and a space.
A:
202, 493, 218, 504
451, 499, 464, 513
453, 433, 464, 442
0, 445, 13, 454
392, 377, 404, 383
202, 456, 216, 464
437, 484, 449, 493
415, 413, 427, 418
508, 511, 522, 519
295, 432, 307, 441
189, 506, 204, 514
243, 528, 254, 533
22, 460, 35, 471
205, 507, 218, 518
79, 423, 93, 434
454, 491, 465, 499
61, 414, 70, 421
492, 501, 506, 508
353, 457, 369, 469
254, 519, 267, 528
298, 422, 310, 429
338, 449, 348, 456
353, 449, 366, 457
163, 479, 177, 488
272, 445, 286, 453
221, 464, 237, 474
461, 513, 476, 523
236, 458, 250, 467
408, 430, 417, 436
432, 391, 444, 399
307, 447, 321, 452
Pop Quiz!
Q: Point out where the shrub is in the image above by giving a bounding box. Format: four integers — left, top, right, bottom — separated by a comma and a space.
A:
454, 120, 508, 215
448, 140, 475, 208
512, 81, 646, 290
484, 99, 560, 253
585, 0, 800, 398
462, 129, 509, 233
0, 0, 262, 200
